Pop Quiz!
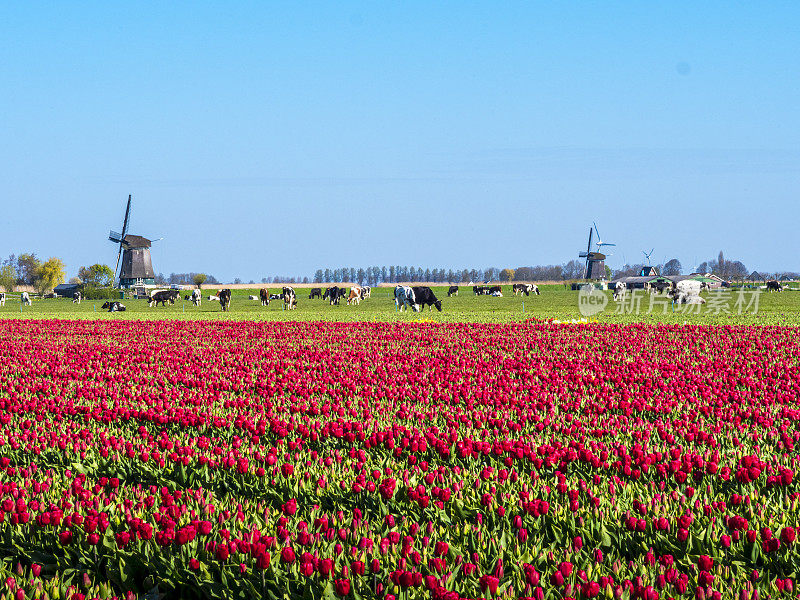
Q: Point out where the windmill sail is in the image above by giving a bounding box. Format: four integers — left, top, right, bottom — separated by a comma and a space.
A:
113, 195, 132, 280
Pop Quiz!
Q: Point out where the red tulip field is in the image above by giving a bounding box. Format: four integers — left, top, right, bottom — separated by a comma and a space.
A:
0, 319, 798, 600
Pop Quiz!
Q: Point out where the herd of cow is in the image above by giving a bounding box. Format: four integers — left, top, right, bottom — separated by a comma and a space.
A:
140, 283, 536, 312
0, 279, 789, 313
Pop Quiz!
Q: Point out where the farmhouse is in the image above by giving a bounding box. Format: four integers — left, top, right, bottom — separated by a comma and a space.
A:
612, 267, 730, 291
53, 283, 81, 298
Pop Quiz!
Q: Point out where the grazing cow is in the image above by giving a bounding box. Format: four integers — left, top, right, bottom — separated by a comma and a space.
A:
73, 291, 82, 304
347, 286, 362, 306
21, 291, 31, 306
149, 290, 179, 307
488, 285, 502, 295
184, 289, 202, 306
613, 282, 627, 301
270, 293, 282, 300
218, 289, 232, 311
766, 280, 783, 292
309, 287, 322, 300
394, 286, 417, 312
670, 290, 706, 305
513, 283, 540, 296
0, 292, 5, 306
282, 286, 298, 309
323, 286, 340, 305
412, 286, 442, 312
650, 281, 672, 294
473, 285, 487, 295
259, 288, 270, 306
360, 286, 371, 299
447, 285, 459, 297
337, 287, 349, 301
101, 301, 126, 312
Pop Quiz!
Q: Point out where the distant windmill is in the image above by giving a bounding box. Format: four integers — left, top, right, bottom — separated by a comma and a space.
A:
108, 195, 159, 288
639, 248, 660, 276
578, 223, 616, 279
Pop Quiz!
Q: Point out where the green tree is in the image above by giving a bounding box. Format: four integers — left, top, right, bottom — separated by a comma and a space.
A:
16, 253, 41, 285
499, 268, 515, 282
662, 258, 682, 276
34, 257, 66, 294
0, 265, 15, 292
193, 273, 207, 288
78, 264, 115, 288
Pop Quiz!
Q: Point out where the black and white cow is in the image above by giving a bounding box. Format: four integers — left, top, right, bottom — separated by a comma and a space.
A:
513, 283, 539, 296
259, 288, 270, 306
487, 285, 502, 295
21, 292, 31, 306
412, 286, 442, 312
473, 285, 487, 295
766, 280, 783, 292
309, 287, 322, 300
447, 286, 459, 297
73, 291, 82, 304
183, 289, 201, 306
649, 281, 672, 294
150, 290, 179, 307
218, 289, 232, 311
323, 286, 339, 305
101, 301, 126, 312
282, 287, 298, 309
394, 286, 417, 312
360, 286, 371, 300
337, 287, 349, 302
613, 281, 627, 301
0, 292, 5, 306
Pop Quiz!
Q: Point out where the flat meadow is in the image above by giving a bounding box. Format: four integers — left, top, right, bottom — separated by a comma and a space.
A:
1, 285, 799, 326
0, 286, 799, 599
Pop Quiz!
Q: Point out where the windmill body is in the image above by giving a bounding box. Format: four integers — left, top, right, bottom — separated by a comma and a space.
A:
119, 235, 155, 287
108, 196, 158, 288
578, 223, 614, 279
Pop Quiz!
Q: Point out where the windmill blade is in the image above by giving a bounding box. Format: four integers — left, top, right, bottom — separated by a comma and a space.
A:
586, 228, 593, 253
121, 195, 132, 240
593, 221, 602, 241
114, 243, 123, 280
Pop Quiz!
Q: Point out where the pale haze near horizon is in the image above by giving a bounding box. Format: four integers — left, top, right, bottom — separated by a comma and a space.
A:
1, 3, 798, 281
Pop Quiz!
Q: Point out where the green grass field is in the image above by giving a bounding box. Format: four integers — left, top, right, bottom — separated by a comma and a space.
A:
2, 284, 799, 325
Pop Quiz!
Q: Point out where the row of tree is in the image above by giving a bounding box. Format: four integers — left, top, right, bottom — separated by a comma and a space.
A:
154, 273, 220, 286
0, 254, 66, 293
308, 263, 594, 286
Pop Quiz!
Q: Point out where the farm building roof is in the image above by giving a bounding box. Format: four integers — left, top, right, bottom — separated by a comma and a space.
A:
612, 275, 672, 284
53, 283, 80, 294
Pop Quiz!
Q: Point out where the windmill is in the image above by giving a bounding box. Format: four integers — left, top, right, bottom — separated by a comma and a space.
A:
108, 195, 158, 288
639, 248, 660, 276
578, 222, 615, 279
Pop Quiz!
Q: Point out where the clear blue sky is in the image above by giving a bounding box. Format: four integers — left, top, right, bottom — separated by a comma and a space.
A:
1, 2, 798, 281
